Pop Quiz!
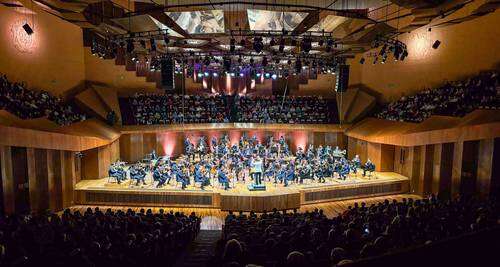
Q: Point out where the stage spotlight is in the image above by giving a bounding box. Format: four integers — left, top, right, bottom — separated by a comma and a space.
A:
230, 38, 236, 52
379, 44, 387, 55
126, 39, 134, 53
279, 38, 285, 52
400, 50, 408, 61
204, 71, 209, 77
262, 57, 268, 67
432, 40, 441, 49
204, 56, 211, 66
22, 23, 33, 35
270, 38, 276, 47
359, 57, 365, 64
265, 73, 271, 79
223, 57, 231, 71
213, 72, 218, 77
394, 46, 401, 61
253, 37, 264, 53
301, 37, 312, 53
197, 73, 204, 78
295, 59, 302, 73
256, 73, 262, 77
240, 73, 244, 77
271, 74, 277, 80
381, 54, 387, 64
150, 38, 156, 51
230, 72, 236, 77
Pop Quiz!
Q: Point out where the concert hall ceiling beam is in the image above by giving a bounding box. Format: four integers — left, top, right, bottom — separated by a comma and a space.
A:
148, 10, 191, 38
292, 10, 321, 34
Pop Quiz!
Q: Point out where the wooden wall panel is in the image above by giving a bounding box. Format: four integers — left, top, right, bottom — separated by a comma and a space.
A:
348, 137, 357, 160
451, 141, 464, 197
477, 139, 494, 198
367, 142, 382, 171
121, 130, 347, 161
357, 139, 368, 164
119, 134, 132, 162
11, 147, 29, 213
61, 151, 76, 208
1, 146, 14, 214
26, 148, 37, 212
142, 133, 157, 157
415, 145, 434, 196
34, 149, 49, 212
432, 144, 443, 195
409, 146, 421, 195
110, 140, 120, 162
98, 145, 111, 179
49, 150, 63, 211
440, 143, 454, 198
81, 147, 99, 180
380, 144, 395, 172
491, 138, 500, 197
461, 140, 479, 196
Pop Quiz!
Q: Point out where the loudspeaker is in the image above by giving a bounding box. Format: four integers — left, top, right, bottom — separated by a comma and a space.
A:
161, 57, 174, 91
432, 40, 441, 49
335, 64, 350, 92
23, 23, 33, 35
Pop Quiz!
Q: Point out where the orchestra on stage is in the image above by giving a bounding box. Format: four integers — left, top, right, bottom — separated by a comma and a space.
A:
108, 134, 376, 190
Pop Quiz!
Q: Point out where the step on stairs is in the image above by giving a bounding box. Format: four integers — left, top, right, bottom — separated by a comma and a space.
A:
173, 230, 222, 267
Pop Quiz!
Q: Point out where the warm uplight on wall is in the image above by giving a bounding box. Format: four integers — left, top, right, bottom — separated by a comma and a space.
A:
10, 19, 38, 54
406, 29, 433, 60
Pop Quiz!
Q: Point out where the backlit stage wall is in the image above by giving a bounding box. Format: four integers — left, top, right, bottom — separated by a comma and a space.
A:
119, 127, 346, 163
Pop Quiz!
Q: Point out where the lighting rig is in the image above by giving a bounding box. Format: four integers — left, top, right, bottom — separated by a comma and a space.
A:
89, 26, 346, 78
359, 35, 408, 65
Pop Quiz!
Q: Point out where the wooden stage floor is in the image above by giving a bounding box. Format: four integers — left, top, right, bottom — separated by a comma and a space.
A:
75, 172, 410, 212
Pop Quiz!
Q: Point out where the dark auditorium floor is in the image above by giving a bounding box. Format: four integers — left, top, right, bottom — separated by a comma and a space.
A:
69, 194, 420, 230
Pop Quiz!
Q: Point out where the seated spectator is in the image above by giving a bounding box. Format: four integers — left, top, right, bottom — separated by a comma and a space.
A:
120, 93, 230, 125
213, 195, 498, 266
0, 74, 86, 125
0, 208, 200, 266
234, 95, 337, 124
375, 71, 499, 122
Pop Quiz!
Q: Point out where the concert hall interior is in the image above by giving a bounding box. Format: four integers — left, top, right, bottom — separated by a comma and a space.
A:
0, 1, 499, 267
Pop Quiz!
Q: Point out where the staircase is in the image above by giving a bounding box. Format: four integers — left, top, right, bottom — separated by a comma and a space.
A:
173, 230, 221, 267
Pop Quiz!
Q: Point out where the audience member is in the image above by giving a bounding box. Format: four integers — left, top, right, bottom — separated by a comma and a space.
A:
213, 195, 498, 266
376, 71, 499, 122
0, 74, 86, 125
0, 208, 200, 267
235, 95, 336, 124
121, 94, 229, 125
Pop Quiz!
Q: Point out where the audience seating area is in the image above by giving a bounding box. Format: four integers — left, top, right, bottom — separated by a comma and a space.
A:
375, 71, 499, 122
235, 95, 337, 124
0, 208, 200, 267
0, 74, 87, 126
120, 94, 338, 125
212, 195, 498, 267
120, 94, 230, 125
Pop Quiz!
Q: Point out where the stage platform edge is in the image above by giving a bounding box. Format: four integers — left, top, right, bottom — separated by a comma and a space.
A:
75, 172, 410, 212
